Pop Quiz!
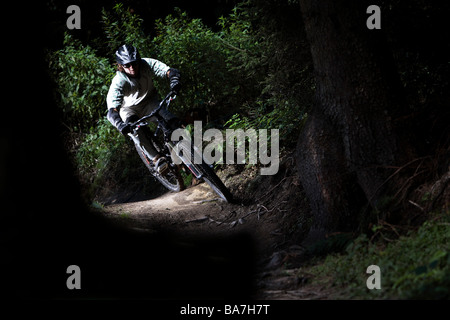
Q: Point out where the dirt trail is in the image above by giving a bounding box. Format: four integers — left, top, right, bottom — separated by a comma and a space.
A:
105, 183, 222, 217
103, 183, 279, 248
102, 167, 328, 299
100, 154, 449, 300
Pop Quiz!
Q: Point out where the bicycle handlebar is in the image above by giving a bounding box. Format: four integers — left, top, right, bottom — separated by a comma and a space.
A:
128, 91, 177, 128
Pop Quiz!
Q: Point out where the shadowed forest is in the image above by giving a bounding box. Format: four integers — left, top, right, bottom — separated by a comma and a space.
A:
2, 0, 449, 303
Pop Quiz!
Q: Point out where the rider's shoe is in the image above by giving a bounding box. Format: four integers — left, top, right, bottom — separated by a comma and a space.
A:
154, 156, 169, 175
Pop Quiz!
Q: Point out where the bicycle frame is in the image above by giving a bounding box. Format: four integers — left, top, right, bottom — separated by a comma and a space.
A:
128, 91, 176, 132
127, 91, 203, 178
127, 91, 233, 202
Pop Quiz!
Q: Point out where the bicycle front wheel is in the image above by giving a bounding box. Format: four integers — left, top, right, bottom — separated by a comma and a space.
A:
176, 141, 233, 202
196, 162, 233, 203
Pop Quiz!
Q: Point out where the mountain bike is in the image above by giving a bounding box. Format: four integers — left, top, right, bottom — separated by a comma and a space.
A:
127, 91, 233, 202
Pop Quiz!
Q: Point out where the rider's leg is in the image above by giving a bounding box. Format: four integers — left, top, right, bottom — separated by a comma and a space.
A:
125, 115, 159, 160
125, 114, 169, 174
161, 108, 183, 131
141, 97, 181, 130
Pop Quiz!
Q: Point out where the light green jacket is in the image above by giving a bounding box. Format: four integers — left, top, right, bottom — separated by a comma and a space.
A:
106, 58, 170, 112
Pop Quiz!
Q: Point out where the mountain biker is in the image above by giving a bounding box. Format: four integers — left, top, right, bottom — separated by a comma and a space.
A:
106, 44, 181, 173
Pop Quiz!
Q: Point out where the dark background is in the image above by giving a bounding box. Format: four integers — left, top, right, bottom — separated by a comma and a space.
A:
2, 0, 448, 303
2, 0, 256, 301
44, 0, 239, 50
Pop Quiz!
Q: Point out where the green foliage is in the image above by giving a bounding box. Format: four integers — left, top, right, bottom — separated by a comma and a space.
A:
152, 8, 250, 113
225, 101, 308, 144
76, 117, 160, 200
307, 212, 450, 299
76, 117, 124, 180
48, 2, 314, 201
217, 5, 265, 93
219, 0, 314, 147
100, 3, 155, 58
48, 4, 160, 201
48, 33, 115, 132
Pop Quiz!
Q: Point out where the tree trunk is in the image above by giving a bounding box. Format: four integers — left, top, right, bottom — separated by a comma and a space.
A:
297, 0, 414, 238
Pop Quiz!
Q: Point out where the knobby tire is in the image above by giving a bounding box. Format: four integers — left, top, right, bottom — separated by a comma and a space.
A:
177, 141, 233, 202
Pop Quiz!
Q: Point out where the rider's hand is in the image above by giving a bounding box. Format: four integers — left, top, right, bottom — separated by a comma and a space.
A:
170, 79, 181, 94
107, 108, 132, 136
168, 68, 181, 94
118, 122, 131, 136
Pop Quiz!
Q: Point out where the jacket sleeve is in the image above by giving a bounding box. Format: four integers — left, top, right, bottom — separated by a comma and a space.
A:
107, 108, 125, 130
142, 58, 170, 78
106, 73, 127, 110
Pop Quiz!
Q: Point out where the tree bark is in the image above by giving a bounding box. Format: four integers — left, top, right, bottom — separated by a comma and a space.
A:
297, 0, 414, 237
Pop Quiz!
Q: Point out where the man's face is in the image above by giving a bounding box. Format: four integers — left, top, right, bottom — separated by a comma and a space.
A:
123, 61, 140, 78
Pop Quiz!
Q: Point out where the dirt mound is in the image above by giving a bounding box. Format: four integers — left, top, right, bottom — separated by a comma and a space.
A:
101, 152, 314, 298
104, 153, 310, 250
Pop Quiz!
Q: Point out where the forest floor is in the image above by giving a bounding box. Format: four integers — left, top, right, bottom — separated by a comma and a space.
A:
101, 152, 336, 299
100, 151, 449, 300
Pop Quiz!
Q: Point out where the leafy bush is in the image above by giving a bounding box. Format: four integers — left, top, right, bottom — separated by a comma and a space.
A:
217, 5, 265, 98
76, 117, 124, 180
48, 33, 115, 132
75, 117, 162, 202
217, 1, 314, 147
152, 8, 247, 114
306, 212, 450, 299
100, 3, 155, 58
48, 2, 314, 202
225, 100, 308, 145
48, 4, 163, 202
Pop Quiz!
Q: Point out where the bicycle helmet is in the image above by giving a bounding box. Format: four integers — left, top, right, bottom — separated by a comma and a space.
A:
115, 44, 141, 65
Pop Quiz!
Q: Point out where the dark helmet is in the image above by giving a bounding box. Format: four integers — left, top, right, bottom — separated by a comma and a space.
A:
115, 44, 140, 65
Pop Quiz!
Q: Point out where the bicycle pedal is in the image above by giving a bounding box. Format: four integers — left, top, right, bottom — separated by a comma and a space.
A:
155, 159, 169, 175
158, 163, 169, 175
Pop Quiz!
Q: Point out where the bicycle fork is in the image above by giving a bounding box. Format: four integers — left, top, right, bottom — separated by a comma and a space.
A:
129, 130, 158, 163
167, 141, 203, 179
